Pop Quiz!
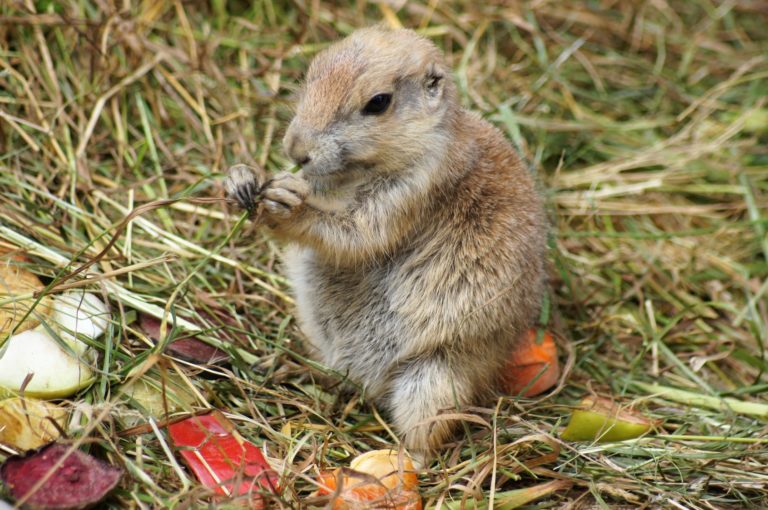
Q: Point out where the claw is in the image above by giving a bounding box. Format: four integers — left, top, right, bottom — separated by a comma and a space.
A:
225, 164, 263, 212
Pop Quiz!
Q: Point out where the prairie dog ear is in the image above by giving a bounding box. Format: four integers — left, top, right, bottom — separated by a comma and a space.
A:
423, 62, 446, 107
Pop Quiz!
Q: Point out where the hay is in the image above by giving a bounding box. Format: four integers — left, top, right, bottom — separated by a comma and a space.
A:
0, 1, 766, 507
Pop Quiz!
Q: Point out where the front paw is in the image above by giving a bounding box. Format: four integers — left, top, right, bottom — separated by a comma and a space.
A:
225, 164, 264, 213
262, 172, 310, 222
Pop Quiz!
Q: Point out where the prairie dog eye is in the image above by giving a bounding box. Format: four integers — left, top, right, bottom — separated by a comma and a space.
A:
426, 74, 442, 91
362, 93, 392, 115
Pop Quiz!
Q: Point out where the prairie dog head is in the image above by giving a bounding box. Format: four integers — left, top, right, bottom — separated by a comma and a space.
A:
283, 27, 456, 191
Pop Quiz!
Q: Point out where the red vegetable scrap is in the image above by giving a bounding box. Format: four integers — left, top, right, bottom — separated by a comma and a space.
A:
167, 337, 229, 365
168, 411, 279, 506
139, 314, 228, 365
0, 443, 122, 510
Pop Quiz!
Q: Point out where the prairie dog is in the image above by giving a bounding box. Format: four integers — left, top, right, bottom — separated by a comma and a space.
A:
226, 27, 547, 455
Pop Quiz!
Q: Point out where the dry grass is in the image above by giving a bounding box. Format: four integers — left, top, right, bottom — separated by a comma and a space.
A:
1, 0, 767, 508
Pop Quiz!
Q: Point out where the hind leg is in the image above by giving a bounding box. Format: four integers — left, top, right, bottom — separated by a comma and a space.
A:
387, 355, 481, 458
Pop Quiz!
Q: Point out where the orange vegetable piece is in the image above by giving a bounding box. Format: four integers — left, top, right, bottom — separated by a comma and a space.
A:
502, 329, 560, 397
315, 450, 421, 509
315, 469, 340, 495
0, 246, 29, 263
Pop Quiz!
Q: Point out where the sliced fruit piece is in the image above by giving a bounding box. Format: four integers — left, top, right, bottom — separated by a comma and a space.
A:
0, 263, 53, 344
316, 470, 422, 510
349, 449, 418, 491
118, 372, 197, 419
168, 411, 279, 506
0, 443, 122, 510
561, 396, 654, 442
50, 291, 110, 355
0, 397, 68, 451
315, 450, 421, 510
502, 329, 560, 397
0, 329, 94, 400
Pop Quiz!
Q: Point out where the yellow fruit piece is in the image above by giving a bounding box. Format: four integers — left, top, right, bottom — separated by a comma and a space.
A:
0, 263, 53, 343
349, 449, 418, 491
561, 396, 653, 442
0, 397, 68, 450
119, 372, 197, 419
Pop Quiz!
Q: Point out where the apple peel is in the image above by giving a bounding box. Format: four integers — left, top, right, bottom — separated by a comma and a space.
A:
118, 372, 197, 419
139, 314, 228, 365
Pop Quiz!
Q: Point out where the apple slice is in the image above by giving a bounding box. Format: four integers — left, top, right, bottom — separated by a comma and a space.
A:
561, 396, 654, 442
0, 263, 53, 344
0, 329, 94, 399
50, 291, 109, 355
348, 450, 418, 491
0, 397, 68, 451
119, 372, 197, 420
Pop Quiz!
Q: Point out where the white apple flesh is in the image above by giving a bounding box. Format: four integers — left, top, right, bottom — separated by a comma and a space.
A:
50, 291, 109, 355
0, 329, 94, 399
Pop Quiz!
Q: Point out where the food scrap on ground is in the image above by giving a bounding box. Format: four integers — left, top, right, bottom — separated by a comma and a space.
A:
0, 262, 53, 343
0, 329, 94, 400
502, 329, 560, 397
314, 449, 421, 510
0, 271, 109, 399
139, 314, 229, 365
51, 291, 110, 355
0, 397, 67, 451
0, 443, 122, 510
168, 410, 280, 506
561, 396, 655, 442
118, 371, 197, 422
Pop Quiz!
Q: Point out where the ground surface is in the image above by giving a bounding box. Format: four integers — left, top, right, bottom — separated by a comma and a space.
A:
0, 1, 767, 509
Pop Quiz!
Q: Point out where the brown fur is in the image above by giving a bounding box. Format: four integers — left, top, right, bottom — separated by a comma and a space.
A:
226, 27, 547, 456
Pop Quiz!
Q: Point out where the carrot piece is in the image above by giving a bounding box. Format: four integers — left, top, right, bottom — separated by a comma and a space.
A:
315, 469, 340, 495
502, 329, 560, 397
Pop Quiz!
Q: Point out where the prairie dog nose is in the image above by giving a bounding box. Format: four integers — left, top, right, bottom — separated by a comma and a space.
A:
284, 123, 314, 165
